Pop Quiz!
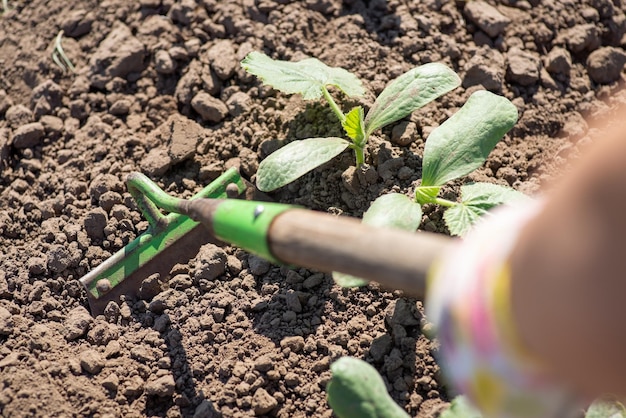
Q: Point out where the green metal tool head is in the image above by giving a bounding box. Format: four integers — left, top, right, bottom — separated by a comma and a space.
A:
79, 167, 246, 315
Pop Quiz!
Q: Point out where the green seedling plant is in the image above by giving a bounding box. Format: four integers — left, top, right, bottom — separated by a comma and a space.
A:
241, 51, 461, 192
52, 30, 76, 74
333, 90, 528, 287
327, 357, 624, 418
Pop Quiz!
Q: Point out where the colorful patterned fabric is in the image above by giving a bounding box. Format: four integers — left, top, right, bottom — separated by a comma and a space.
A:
426, 202, 583, 418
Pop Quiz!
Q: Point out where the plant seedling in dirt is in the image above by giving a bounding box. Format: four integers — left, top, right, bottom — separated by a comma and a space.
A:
326, 356, 410, 418
334, 90, 527, 287
52, 30, 76, 74
327, 357, 623, 418
241, 51, 461, 192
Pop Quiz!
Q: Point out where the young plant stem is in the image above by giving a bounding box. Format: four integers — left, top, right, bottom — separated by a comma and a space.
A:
322, 86, 345, 124
354, 145, 365, 167
431, 197, 456, 207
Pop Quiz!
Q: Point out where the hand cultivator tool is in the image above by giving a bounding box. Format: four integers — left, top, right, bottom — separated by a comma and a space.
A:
80, 169, 451, 315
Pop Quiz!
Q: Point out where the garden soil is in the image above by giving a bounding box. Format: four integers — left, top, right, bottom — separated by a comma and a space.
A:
1, 0, 626, 417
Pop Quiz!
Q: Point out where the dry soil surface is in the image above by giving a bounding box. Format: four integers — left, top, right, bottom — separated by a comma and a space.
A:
1, 0, 626, 417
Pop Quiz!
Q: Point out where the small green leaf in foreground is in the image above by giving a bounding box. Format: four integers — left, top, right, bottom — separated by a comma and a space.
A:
421, 90, 518, 187
256, 137, 350, 192
443, 182, 529, 236
343, 106, 366, 145
333, 194, 422, 288
327, 357, 410, 418
585, 399, 626, 418
439, 396, 482, 418
241, 51, 365, 100
364, 63, 461, 136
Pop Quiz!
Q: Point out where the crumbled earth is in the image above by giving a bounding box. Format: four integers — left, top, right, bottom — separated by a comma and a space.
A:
1, 0, 626, 417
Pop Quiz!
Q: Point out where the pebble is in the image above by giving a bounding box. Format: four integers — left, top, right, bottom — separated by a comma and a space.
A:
80, 349, 105, 374
463, 47, 505, 91
545, 47, 572, 75
370, 335, 393, 362
64, 306, 93, 340
385, 298, 421, 327
155, 50, 176, 74
285, 291, 303, 313
5, 104, 33, 128
506, 47, 540, 86
226, 91, 252, 117
253, 354, 273, 372
248, 255, 271, 276
102, 373, 120, 391
145, 374, 176, 397
191, 92, 229, 123
252, 388, 278, 415
193, 244, 227, 281
587, 47, 626, 84
206, 40, 238, 80
280, 336, 305, 353
12, 122, 45, 148
303, 273, 324, 289
464, 1, 510, 37
83, 208, 108, 240
47, 245, 72, 274
109, 99, 131, 116
390, 121, 417, 146
0, 307, 13, 336
193, 399, 220, 418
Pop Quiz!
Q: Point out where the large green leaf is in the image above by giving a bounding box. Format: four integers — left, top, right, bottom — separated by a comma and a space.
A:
327, 357, 410, 418
439, 396, 482, 418
585, 400, 626, 418
333, 194, 422, 287
241, 51, 365, 100
443, 182, 529, 236
421, 90, 518, 187
364, 63, 460, 135
256, 137, 349, 192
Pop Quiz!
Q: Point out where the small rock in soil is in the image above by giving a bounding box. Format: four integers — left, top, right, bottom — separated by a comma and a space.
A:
40, 115, 64, 136
369, 334, 392, 361
285, 291, 303, 313
385, 299, 421, 327
193, 244, 227, 281
0, 307, 14, 336
89, 22, 146, 88
145, 374, 176, 397
206, 40, 238, 80
154, 50, 176, 74
141, 148, 172, 177
5, 104, 33, 128
83, 208, 108, 240
139, 273, 163, 300
390, 121, 418, 146
545, 47, 572, 75
102, 373, 120, 392
561, 24, 600, 53
252, 388, 278, 415
193, 399, 220, 418
226, 91, 252, 117
254, 355, 273, 372
248, 255, 271, 275
79, 349, 105, 374
47, 245, 72, 274
464, 1, 510, 37
61, 9, 94, 37
506, 47, 540, 86
64, 306, 93, 340
587, 47, 626, 84
109, 99, 130, 116
12, 122, 45, 148
280, 336, 305, 353
28, 257, 47, 275
191, 92, 229, 123
463, 46, 505, 92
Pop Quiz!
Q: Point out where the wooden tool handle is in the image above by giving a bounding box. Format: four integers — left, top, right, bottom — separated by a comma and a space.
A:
268, 209, 452, 299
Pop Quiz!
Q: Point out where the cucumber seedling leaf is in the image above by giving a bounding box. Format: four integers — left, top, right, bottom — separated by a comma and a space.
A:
443, 182, 529, 236
333, 194, 422, 288
585, 399, 626, 418
364, 63, 461, 136
342, 106, 365, 145
439, 396, 483, 418
327, 357, 410, 418
241, 51, 366, 100
421, 90, 518, 187
256, 137, 349, 192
